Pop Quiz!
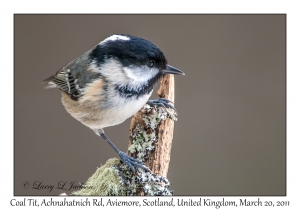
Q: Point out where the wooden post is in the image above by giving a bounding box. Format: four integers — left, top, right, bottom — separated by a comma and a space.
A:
128, 74, 175, 177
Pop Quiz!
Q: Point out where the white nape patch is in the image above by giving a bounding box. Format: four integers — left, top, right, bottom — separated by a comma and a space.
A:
99, 35, 130, 45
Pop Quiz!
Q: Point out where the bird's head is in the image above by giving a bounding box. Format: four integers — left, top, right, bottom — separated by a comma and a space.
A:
89, 34, 184, 87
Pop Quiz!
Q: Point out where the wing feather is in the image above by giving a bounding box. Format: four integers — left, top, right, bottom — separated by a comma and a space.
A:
43, 57, 81, 100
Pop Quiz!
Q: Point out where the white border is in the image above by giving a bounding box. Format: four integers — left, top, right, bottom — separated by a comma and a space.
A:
2, 0, 299, 209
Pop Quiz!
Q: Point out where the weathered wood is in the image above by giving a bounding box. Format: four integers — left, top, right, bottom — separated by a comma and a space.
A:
128, 74, 175, 177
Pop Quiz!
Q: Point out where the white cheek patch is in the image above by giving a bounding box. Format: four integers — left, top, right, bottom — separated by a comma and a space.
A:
92, 58, 159, 87
100, 35, 130, 45
123, 66, 159, 85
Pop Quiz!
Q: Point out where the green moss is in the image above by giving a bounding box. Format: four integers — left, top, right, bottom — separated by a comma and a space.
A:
71, 158, 126, 196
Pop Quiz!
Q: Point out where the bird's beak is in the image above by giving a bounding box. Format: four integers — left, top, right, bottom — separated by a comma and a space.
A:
162, 65, 185, 75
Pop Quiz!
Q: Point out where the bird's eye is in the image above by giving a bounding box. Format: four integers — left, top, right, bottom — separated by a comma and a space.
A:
148, 60, 155, 67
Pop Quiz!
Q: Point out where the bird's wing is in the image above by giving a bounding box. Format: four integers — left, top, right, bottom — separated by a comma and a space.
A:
43, 49, 95, 100
43, 58, 78, 94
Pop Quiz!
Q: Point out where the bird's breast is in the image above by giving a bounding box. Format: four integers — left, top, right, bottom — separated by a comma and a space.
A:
61, 89, 152, 130
102, 91, 153, 128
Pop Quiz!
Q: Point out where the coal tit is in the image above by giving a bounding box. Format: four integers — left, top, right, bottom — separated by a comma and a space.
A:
44, 34, 184, 172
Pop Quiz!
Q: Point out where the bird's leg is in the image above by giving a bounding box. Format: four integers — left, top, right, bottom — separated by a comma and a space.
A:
147, 98, 178, 115
93, 129, 150, 173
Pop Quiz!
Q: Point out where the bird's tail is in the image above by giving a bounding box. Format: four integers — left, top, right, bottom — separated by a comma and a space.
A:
42, 75, 57, 89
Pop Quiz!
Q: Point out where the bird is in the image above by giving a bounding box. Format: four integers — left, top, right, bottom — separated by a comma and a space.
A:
44, 34, 184, 172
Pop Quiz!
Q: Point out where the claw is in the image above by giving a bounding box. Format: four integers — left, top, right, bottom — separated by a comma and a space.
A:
118, 151, 150, 172
134, 163, 151, 172
161, 102, 178, 114
147, 98, 178, 115
157, 98, 174, 104
126, 155, 143, 163
127, 161, 135, 173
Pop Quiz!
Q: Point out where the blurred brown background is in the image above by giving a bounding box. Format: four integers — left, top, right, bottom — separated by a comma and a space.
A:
14, 14, 286, 196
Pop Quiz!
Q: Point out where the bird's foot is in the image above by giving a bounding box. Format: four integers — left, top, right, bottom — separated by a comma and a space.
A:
147, 98, 178, 115
118, 151, 150, 173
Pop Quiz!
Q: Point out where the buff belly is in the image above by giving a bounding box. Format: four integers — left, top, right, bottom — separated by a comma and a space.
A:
61, 91, 151, 130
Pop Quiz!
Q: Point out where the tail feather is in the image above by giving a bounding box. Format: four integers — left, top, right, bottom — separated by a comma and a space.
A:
42, 75, 57, 89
